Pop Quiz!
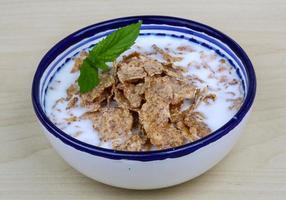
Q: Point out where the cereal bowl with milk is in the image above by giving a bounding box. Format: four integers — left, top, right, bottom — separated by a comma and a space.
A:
32, 16, 256, 189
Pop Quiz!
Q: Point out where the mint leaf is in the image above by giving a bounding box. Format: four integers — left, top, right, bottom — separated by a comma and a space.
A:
79, 21, 142, 93
93, 59, 109, 72
90, 21, 142, 62
78, 60, 99, 93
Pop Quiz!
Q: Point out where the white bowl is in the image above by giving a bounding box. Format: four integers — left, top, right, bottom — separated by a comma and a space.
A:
32, 16, 256, 189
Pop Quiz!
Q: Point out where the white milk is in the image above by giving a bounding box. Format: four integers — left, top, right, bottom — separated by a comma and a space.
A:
45, 35, 244, 148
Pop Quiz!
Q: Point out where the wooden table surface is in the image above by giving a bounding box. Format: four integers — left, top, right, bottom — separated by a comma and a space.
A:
1, 0, 286, 199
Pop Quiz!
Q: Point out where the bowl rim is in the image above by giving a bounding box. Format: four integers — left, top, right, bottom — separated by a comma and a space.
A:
32, 15, 256, 161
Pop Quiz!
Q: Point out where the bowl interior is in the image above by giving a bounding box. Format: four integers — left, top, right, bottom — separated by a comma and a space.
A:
32, 16, 255, 161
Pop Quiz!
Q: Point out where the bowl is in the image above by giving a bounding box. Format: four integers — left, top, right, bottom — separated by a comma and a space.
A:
32, 16, 256, 189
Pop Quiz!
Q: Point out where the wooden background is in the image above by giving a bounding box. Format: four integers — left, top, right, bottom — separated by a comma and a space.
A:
1, 0, 285, 199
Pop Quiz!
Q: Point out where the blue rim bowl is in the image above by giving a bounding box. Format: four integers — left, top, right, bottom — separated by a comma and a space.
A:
32, 15, 256, 161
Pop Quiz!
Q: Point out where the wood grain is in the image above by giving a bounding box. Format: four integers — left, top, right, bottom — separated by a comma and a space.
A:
0, 0, 285, 199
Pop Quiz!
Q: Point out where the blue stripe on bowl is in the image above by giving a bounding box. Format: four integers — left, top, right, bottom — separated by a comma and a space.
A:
32, 15, 256, 161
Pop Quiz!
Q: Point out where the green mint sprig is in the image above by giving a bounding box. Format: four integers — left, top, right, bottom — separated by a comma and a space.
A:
78, 21, 142, 93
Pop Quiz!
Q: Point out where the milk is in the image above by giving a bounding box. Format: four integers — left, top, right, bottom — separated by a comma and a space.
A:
45, 35, 244, 148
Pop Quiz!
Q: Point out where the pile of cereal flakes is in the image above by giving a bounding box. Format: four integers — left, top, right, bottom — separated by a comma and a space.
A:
65, 45, 217, 151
